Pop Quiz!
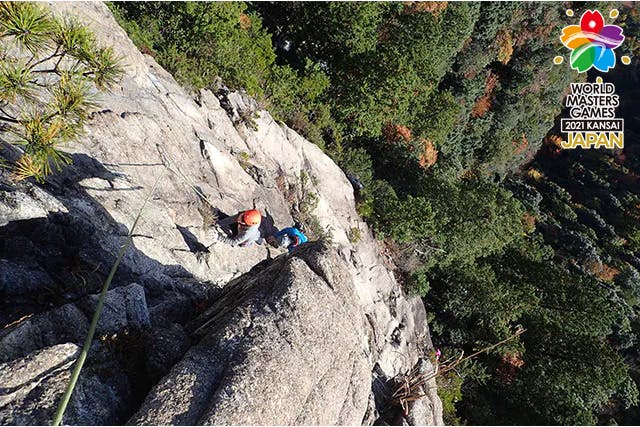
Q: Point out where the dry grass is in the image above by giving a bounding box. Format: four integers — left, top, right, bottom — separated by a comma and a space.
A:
198, 203, 218, 230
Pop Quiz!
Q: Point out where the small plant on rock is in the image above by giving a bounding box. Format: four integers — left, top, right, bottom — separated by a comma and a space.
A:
235, 150, 252, 171
285, 170, 333, 242
347, 226, 361, 244
0, 2, 123, 181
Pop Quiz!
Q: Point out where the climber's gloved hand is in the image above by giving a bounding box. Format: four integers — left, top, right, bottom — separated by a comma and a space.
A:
266, 235, 278, 248
279, 235, 292, 249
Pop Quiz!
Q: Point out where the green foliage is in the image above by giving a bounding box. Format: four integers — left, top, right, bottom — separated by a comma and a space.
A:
0, 2, 123, 181
437, 372, 463, 425
369, 181, 435, 244
257, 2, 391, 66
427, 179, 527, 268
429, 233, 638, 424
1, 1, 54, 52
109, 3, 640, 424
616, 267, 640, 307
291, 171, 332, 242
265, 60, 331, 145
327, 3, 478, 138
235, 150, 252, 171
406, 269, 430, 298
332, 146, 374, 189
347, 227, 361, 244
512, 325, 632, 425
110, 2, 274, 94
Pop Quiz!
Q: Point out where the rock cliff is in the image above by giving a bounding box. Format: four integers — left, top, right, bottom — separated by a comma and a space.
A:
0, 2, 442, 425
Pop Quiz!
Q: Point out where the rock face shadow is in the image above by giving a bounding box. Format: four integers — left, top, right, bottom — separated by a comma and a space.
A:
0, 154, 211, 425
176, 225, 209, 254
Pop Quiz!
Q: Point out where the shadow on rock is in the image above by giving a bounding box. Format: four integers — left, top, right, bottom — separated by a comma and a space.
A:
176, 225, 209, 254
0, 154, 215, 425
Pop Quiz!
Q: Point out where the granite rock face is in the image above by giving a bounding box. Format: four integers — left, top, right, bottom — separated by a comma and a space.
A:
131, 243, 371, 425
0, 344, 128, 425
0, 2, 442, 425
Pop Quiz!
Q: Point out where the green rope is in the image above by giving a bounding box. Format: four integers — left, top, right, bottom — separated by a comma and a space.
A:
52, 170, 165, 426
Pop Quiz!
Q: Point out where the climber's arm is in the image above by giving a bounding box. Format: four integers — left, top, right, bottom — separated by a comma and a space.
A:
216, 213, 239, 227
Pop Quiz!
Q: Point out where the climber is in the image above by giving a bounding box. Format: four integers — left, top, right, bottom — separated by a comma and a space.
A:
267, 224, 308, 252
214, 209, 264, 247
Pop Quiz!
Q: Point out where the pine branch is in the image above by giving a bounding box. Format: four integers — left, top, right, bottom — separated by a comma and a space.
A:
28, 80, 48, 88
0, 115, 20, 124
33, 68, 61, 74
31, 52, 69, 74
25, 52, 37, 68
0, 107, 17, 120
53, 51, 66, 72
28, 46, 61, 69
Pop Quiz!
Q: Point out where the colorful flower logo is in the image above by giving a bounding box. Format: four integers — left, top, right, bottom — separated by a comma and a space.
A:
560, 10, 625, 73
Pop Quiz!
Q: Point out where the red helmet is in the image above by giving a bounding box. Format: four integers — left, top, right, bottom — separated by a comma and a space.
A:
239, 209, 261, 226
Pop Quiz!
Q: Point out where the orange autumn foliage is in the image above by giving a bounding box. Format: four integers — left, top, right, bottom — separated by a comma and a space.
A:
461, 168, 479, 180
383, 123, 413, 143
471, 73, 499, 118
521, 212, 536, 233
402, 1, 448, 17
512, 133, 529, 155
418, 138, 438, 169
239, 13, 252, 30
545, 134, 564, 148
496, 352, 525, 384
587, 262, 620, 282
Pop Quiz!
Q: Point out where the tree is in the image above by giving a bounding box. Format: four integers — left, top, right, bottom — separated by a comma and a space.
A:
426, 178, 527, 268
111, 2, 274, 94
369, 180, 435, 244
110, 2, 334, 146
0, 2, 123, 181
254, 1, 393, 69
107, 3, 640, 422
429, 234, 638, 425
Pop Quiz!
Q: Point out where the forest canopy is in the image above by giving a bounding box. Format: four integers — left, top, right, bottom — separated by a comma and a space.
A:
110, 1, 640, 424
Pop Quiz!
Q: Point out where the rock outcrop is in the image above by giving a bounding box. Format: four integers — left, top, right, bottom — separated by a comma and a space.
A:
131, 243, 371, 425
0, 2, 442, 425
0, 343, 130, 425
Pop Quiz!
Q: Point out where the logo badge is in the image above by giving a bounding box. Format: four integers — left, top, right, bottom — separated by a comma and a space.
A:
560, 10, 625, 73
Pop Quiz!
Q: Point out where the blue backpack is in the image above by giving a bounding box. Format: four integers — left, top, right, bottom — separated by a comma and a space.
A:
276, 227, 308, 251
